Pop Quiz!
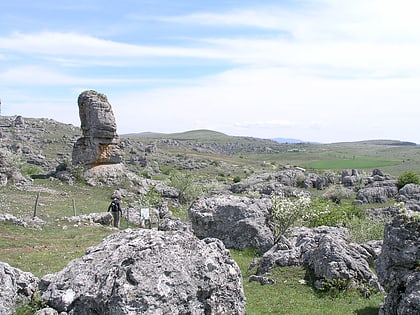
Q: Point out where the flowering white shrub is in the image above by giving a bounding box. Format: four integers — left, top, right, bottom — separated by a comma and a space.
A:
270, 191, 311, 242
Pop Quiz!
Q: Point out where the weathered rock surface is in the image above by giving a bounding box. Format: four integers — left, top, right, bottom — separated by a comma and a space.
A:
229, 170, 330, 195
0, 148, 31, 186
0, 262, 39, 315
39, 228, 245, 315
398, 183, 420, 212
356, 185, 398, 203
189, 195, 274, 254
64, 212, 113, 226
376, 212, 420, 315
72, 90, 123, 167
255, 226, 382, 294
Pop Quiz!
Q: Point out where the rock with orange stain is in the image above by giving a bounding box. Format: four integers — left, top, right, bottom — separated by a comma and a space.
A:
72, 90, 123, 166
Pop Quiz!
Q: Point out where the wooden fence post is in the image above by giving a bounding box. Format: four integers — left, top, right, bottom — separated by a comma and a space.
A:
33, 192, 40, 219
72, 198, 77, 216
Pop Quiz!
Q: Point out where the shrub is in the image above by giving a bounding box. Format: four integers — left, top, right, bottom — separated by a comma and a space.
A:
322, 185, 355, 204
347, 216, 386, 243
307, 199, 365, 228
270, 192, 311, 242
169, 171, 202, 205
397, 171, 419, 189
233, 176, 241, 183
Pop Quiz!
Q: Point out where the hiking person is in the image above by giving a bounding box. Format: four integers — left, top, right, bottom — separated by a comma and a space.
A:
108, 197, 122, 228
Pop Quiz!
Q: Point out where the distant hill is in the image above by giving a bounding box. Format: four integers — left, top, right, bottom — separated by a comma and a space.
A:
271, 137, 306, 144
334, 139, 418, 146
124, 129, 231, 141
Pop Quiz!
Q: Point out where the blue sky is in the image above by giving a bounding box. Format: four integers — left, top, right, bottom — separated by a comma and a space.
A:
1, 0, 420, 143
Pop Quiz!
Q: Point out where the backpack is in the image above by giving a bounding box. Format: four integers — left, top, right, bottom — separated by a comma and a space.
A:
110, 200, 119, 212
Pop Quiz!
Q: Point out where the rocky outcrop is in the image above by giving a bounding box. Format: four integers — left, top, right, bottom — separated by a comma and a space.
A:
375, 212, 420, 315
0, 262, 39, 315
255, 226, 382, 295
398, 183, 420, 212
63, 212, 113, 227
189, 195, 274, 254
356, 185, 398, 203
230, 170, 321, 195
39, 228, 245, 315
341, 169, 361, 187
72, 90, 123, 167
0, 148, 31, 186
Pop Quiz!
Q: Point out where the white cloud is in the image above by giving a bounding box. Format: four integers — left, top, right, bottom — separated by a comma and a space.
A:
0, 65, 174, 86
0, 32, 224, 60
112, 66, 420, 142
2, 0, 420, 143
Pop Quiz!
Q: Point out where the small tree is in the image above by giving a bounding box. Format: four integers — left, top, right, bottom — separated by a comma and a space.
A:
270, 191, 311, 244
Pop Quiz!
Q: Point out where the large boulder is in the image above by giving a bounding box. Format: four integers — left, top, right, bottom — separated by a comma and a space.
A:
0, 148, 31, 186
255, 226, 382, 294
189, 195, 274, 254
229, 170, 326, 195
398, 184, 420, 212
356, 186, 398, 203
39, 229, 245, 315
72, 90, 123, 167
0, 262, 39, 315
375, 212, 420, 315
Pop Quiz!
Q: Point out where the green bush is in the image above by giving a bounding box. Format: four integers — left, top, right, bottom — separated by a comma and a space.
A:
397, 171, 419, 189
307, 199, 365, 228
233, 176, 241, 183
347, 216, 386, 243
270, 192, 311, 242
169, 171, 202, 205
14, 291, 46, 315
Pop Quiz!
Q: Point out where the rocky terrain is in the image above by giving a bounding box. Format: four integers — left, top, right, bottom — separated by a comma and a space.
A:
0, 90, 419, 314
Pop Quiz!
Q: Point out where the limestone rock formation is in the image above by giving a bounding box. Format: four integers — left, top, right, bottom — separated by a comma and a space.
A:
0, 262, 39, 315
255, 226, 382, 294
39, 228, 246, 315
376, 212, 420, 315
72, 90, 123, 167
398, 183, 420, 212
189, 195, 274, 254
0, 148, 31, 186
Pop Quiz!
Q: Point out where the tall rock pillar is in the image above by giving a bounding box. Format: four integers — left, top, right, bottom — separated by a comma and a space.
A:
72, 90, 123, 167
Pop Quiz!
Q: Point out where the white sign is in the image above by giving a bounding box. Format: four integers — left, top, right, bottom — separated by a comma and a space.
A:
141, 208, 150, 220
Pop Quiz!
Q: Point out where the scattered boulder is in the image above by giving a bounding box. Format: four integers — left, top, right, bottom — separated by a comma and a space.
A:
0, 148, 31, 186
249, 275, 276, 285
230, 170, 322, 195
375, 212, 420, 315
13, 115, 25, 127
399, 183, 420, 201
72, 90, 123, 167
34, 308, 59, 315
0, 213, 27, 227
398, 183, 420, 212
0, 262, 39, 315
64, 212, 113, 227
189, 195, 274, 254
341, 169, 360, 187
356, 186, 398, 203
158, 217, 191, 232
255, 226, 382, 295
39, 229, 246, 314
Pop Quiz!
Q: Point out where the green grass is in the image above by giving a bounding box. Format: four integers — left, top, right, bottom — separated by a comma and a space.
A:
305, 158, 400, 170
0, 223, 114, 277
231, 249, 385, 315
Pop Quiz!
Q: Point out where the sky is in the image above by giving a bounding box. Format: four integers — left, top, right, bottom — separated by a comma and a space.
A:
1, 0, 420, 144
